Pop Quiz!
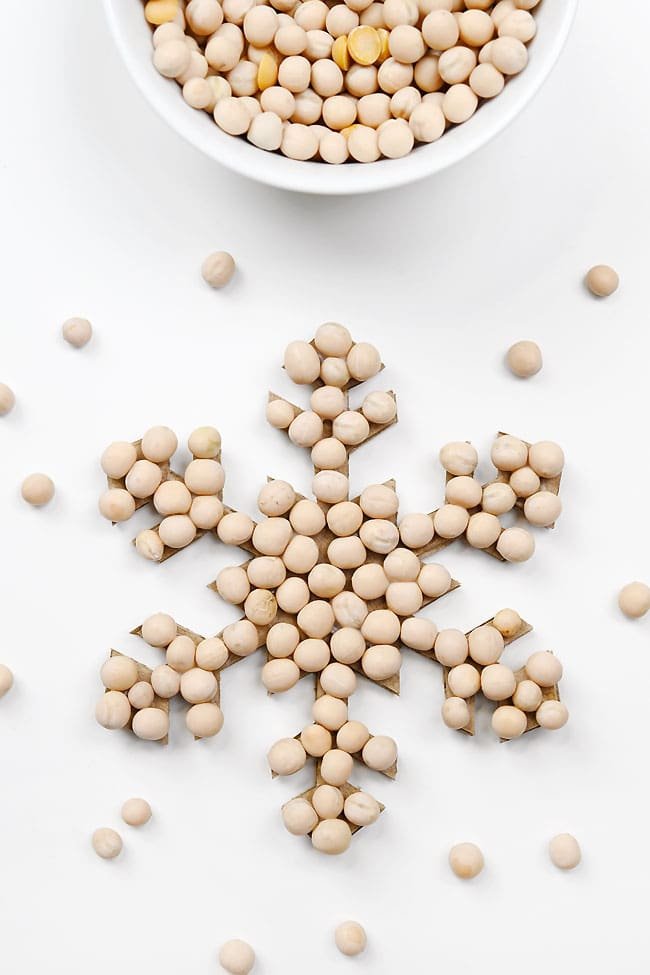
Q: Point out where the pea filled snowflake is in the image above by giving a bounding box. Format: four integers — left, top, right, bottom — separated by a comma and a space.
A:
96, 324, 568, 855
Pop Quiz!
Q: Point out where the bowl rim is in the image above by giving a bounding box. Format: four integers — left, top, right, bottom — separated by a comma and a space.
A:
103, 0, 578, 196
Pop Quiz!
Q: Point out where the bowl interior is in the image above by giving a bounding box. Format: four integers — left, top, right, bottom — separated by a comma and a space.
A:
104, 0, 576, 194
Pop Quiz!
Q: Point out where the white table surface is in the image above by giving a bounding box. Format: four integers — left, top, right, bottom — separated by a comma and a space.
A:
1, 1, 649, 972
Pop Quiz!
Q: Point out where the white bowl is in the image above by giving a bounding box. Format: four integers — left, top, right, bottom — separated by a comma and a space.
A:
104, 0, 576, 195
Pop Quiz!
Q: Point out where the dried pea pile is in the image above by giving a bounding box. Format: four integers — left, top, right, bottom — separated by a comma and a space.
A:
143, 0, 540, 164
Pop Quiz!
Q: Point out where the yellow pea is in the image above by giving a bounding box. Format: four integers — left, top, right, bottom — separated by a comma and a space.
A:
347, 26, 381, 66
257, 52, 279, 91
144, 0, 179, 26
332, 35, 351, 72
376, 28, 390, 64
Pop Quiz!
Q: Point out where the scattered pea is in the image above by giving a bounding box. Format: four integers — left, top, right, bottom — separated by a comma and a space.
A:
335, 921, 367, 957
586, 264, 619, 298
62, 317, 93, 348
201, 251, 236, 288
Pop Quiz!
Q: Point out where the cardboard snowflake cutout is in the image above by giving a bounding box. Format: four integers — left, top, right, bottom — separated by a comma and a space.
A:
96, 325, 568, 855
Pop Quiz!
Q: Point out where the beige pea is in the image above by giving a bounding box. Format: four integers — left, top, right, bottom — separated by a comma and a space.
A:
312, 471, 349, 504
466, 512, 502, 550
507, 340, 542, 378
447, 662, 480, 698
528, 441, 564, 478
328, 536, 367, 569
399, 512, 434, 548
433, 504, 469, 539
21, 472, 55, 506
132, 707, 169, 741
310, 385, 347, 420
198, 251, 236, 288
207, 75, 233, 108
434, 629, 468, 667
389, 25, 425, 65
243, 4, 278, 45
278, 55, 312, 92
499, 8, 536, 42
358, 92, 391, 127
525, 651, 562, 687
414, 53, 443, 93
383, 548, 420, 581
509, 466, 540, 499
383, 0, 418, 28
330, 627, 366, 664
262, 657, 300, 693
359, 1, 385, 26
222, 0, 255, 23
276, 577, 310, 613
92, 827, 123, 860
206, 37, 242, 73
305, 30, 334, 61
312, 783, 345, 818
166, 635, 196, 673
217, 566, 250, 604
490, 35, 528, 74
223, 619, 259, 657
328, 501, 364, 536
337, 720, 370, 753
187, 702, 224, 737
422, 9, 458, 48
386, 581, 422, 616
459, 8, 494, 45
294, 638, 331, 673
481, 482, 516, 516
468, 624, 503, 666
196, 637, 229, 670
312, 818, 352, 855
586, 264, 619, 298
219, 939, 256, 975
293, 0, 328, 30
290, 498, 326, 534
186, 0, 223, 33
257, 480, 295, 518
313, 325, 352, 360
331, 591, 368, 629
492, 608, 522, 638
469, 62, 504, 98
536, 700, 569, 730
491, 434, 528, 472
282, 797, 318, 835
320, 662, 357, 698
344, 792, 380, 827
361, 391, 396, 425
282, 123, 320, 159
128, 681, 155, 710
320, 356, 350, 389
312, 437, 348, 470
327, 4, 359, 37
121, 798, 152, 827
62, 316, 92, 348
359, 484, 398, 519
335, 921, 367, 956
362, 734, 397, 771
441, 696, 470, 730
266, 397, 296, 429
244, 589, 277, 626
321, 748, 354, 786
549, 833, 581, 871
141, 613, 177, 647
288, 410, 324, 447
345, 64, 378, 97
153, 480, 192, 517
322, 95, 358, 131
313, 694, 348, 730
481, 663, 516, 702
98, 488, 135, 523
124, 459, 162, 499
445, 475, 482, 508
377, 117, 414, 157
96, 690, 131, 730
248, 110, 283, 149
497, 526, 535, 562
214, 96, 251, 134
152, 22, 183, 46
512, 679, 542, 712
100, 655, 138, 692
331, 410, 369, 445
177, 49, 209, 85
352, 563, 389, 600
267, 621, 300, 658
439, 441, 478, 476
442, 84, 478, 123
158, 514, 197, 549
268, 737, 307, 775
151, 664, 181, 699
361, 608, 401, 644
260, 85, 296, 120
401, 617, 437, 652
153, 39, 192, 78
418, 563, 451, 598
359, 519, 400, 555
297, 600, 335, 639
409, 101, 445, 142
439, 46, 477, 84
377, 57, 413, 94
247, 556, 286, 589
300, 723, 333, 757
291, 89, 323, 125
362, 644, 402, 680
275, 24, 308, 56
492, 705, 527, 738
252, 516, 293, 555
619, 582, 650, 619
308, 563, 346, 599
449, 842, 483, 879
524, 491, 562, 527
100, 441, 138, 479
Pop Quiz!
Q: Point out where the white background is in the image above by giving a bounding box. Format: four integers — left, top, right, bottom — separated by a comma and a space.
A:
1, 1, 649, 972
